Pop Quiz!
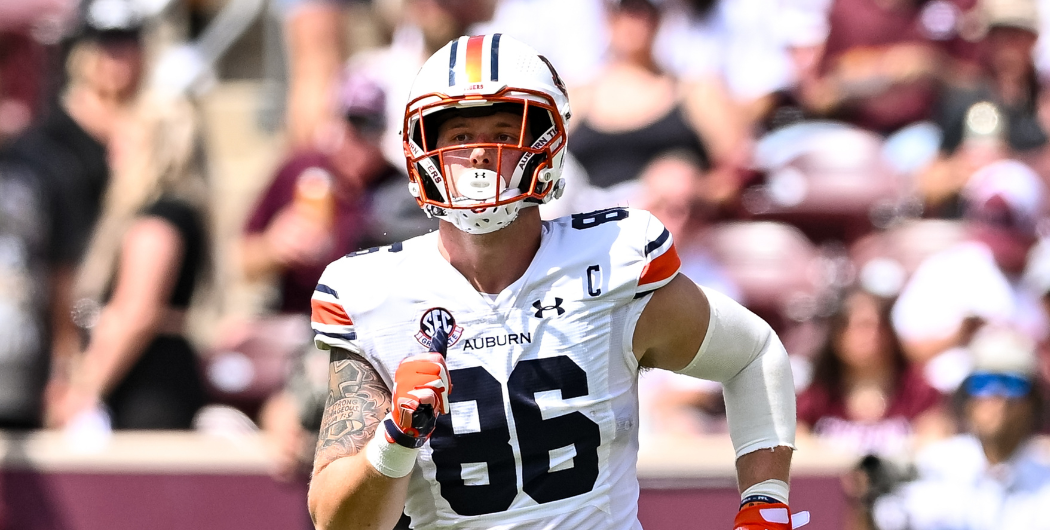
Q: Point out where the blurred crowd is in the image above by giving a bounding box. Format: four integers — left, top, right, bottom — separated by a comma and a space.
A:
3, 0, 1050, 528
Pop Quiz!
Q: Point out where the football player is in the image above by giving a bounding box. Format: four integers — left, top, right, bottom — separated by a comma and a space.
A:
307, 34, 806, 530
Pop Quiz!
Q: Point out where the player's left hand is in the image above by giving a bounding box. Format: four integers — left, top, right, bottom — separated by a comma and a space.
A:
733, 502, 810, 530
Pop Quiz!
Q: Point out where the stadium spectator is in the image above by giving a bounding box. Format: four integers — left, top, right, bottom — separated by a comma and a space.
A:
812, 0, 980, 135
919, 0, 1046, 218
919, 97, 1012, 220
48, 93, 210, 430
797, 287, 947, 457
239, 69, 433, 316
923, 0, 1045, 219
871, 325, 1050, 530
568, 0, 712, 201
0, 0, 147, 426
938, 0, 1045, 157
243, 69, 432, 482
0, 0, 75, 429
892, 159, 1049, 391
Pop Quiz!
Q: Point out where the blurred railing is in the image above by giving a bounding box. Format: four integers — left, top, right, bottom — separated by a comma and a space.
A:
0, 430, 858, 530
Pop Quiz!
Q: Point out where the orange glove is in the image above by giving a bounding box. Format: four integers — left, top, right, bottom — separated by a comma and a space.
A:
734, 501, 810, 530
383, 352, 451, 448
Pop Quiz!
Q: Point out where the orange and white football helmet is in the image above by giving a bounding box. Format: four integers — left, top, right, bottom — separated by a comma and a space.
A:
403, 34, 571, 234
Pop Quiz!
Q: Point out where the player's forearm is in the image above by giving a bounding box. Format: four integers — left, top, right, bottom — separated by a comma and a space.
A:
308, 454, 410, 530
736, 445, 793, 496
668, 286, 797, 455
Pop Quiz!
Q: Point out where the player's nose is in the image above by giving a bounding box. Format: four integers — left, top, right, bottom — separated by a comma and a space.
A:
469, 147, 494, 169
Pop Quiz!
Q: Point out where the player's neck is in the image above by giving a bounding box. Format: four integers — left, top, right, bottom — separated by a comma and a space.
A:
438, 208, 542, 294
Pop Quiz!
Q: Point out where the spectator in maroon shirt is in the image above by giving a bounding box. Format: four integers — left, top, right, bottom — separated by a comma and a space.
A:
809, 0, 980, 134
797, 287, 949, 456
239, 70, 434, 315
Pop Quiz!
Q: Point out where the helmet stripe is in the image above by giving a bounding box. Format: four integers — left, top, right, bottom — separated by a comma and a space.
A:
490, 33, 502, 82
448, 38, 459, 86
465, 35, 485, 83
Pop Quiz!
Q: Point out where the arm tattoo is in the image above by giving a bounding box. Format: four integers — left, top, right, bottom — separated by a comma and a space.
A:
313, 347, 391, 474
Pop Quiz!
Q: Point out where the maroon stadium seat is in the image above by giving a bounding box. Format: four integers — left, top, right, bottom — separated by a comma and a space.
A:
744, 123, 906, 244
702, 221, 827, 333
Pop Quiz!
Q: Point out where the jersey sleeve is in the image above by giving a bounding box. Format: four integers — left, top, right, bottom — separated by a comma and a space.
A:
310, 265, 358, 352
634, 210, 681, 296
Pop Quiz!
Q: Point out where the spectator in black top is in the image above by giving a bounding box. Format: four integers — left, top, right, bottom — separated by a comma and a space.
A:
938, 0, 1045, 157
568, 0, 712, 204
0, 0, 147, 427
48, 92, 210, 430
919, 0, 1046, 218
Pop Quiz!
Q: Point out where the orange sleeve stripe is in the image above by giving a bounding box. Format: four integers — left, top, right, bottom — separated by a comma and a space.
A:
465, 35, 485, 83
311, 299, 354, 326
639, 244, 681, 287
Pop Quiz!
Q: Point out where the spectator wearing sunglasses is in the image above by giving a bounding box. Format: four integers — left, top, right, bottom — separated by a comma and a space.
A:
871, 325, 1050, 530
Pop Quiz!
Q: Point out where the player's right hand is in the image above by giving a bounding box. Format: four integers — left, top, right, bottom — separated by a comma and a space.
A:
384, 353, 451, 449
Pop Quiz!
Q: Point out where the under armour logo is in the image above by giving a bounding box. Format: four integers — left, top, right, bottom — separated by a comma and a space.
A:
532, 298, 565, 318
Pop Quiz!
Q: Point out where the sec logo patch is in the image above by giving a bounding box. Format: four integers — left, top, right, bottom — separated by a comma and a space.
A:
414, 307, 464, 350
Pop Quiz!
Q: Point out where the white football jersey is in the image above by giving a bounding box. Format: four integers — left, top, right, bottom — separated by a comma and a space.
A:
311, 207, 680, 529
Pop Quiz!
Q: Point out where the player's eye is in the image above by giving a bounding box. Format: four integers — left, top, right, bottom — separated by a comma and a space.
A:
496, 133, 517, 143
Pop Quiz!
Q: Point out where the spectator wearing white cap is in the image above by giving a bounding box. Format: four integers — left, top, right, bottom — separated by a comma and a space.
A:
871, 325, 1050, 530
892, 159, 1049, 391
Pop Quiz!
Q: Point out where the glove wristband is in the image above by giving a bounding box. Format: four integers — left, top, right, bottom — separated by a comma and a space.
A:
740, 494, 783, 508
365, 418, 420, 478
384, 418, 430, 449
